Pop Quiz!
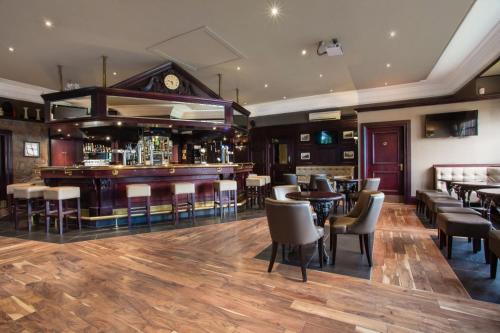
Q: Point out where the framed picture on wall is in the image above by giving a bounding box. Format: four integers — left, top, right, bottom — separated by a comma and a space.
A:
343, 130, 355, 139
24, 141, 40, 157
343, 150, 355, 160
300, 152, 311, 160
300, 133, 310, 142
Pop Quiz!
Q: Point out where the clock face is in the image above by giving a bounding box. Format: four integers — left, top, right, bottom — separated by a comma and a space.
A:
164, 74, 180, 90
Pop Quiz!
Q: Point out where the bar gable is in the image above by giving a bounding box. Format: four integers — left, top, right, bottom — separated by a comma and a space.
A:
111, 62, 220, 99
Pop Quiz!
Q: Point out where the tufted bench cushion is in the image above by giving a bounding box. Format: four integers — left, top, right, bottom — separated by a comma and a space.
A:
296, 165, 355, 184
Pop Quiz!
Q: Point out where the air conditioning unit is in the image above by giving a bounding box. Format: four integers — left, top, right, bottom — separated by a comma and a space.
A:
308, 110, 341, 122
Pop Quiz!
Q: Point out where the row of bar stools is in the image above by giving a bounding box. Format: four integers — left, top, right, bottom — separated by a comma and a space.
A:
13, 185, 49, 232
246, 176, 266, 208
44, 187, 81, 235
171, 182, 196, 225
126, 184, 151, 229
214, 180, 237, 219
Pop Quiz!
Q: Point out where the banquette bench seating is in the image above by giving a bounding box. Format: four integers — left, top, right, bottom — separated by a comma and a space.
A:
296, 165, 355, 185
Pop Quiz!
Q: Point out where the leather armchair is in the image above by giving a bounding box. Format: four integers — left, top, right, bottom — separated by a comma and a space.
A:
265, 198, 324, 282
329, 191, 385, 266
309, 174, 327, 191
272, 185, 300, 200
350, 178, 381, 205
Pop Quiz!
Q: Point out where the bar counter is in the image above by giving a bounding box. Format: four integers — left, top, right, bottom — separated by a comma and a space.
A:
38, 163, 253, 227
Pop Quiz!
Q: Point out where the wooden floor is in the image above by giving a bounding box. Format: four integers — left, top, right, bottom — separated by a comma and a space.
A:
0, 204, 499, 332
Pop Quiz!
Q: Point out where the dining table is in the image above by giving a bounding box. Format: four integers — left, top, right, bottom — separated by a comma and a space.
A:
334, 178, 361, 211
477, 188, 500, 220
451, 181, 500, 206
286, 191, 344, 263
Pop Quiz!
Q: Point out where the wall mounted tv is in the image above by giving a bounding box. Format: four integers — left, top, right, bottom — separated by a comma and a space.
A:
314, 130, 336, 145
424, 110, 478, 138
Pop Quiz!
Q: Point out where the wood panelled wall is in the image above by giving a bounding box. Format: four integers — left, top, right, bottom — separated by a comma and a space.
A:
249, 118, 357, 179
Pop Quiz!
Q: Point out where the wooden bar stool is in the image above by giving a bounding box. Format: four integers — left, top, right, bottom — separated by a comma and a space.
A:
246, 176, 266, 208
126, 184, 151, 229
43, 186, 81, 235
213, 180, 237, 219
13, 185, 49, 232
171, 182, 196, 225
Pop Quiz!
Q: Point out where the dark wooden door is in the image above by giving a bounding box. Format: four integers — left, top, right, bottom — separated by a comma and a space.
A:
270, 138, 294, 184
365, 126, 404, 195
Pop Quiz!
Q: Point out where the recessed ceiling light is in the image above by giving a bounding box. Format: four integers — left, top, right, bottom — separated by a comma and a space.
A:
212, 126, 217, 130
386, 63, 391, 68
105, 136, 111, 141
389, 31, 397, 38
283, 96, 287, 99
66, 133, 70, 137
168, 124, 173, 128
117, 121, 122, 126
319, 74, 323, 78
264, 83, 269, 88
75, 123, 79, 126
236, 66, 241, 71
57, 128, 62, 132
384, 82, 388, 86
301, 49, 307, 56
44, 19, 53, 28
8, 46, 14, 52
330, 89, 333, 93
112, 72, 117, 76
270, 5, 280, 17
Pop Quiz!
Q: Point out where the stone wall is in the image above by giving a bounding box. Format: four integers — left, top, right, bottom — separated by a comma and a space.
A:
0, 119, 48, 183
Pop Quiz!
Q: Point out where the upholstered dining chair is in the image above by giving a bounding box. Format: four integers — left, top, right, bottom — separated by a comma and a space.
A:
282, 173, 298, 185
329, 191, 385, 267
315, 178, 345, 215
272, 185, 301, 200
308, 174, 327, 191
265, 198, 324, 282
350, 178, 381, 206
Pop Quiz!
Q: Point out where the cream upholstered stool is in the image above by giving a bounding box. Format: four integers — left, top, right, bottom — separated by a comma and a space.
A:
246, 176, 266, 208
13, 185, 49, 232
43, 187, 81, 235
213, 180, 237, 219
171, 182, 196, 225
126, 184, 151, 229
7, 182, 35, 219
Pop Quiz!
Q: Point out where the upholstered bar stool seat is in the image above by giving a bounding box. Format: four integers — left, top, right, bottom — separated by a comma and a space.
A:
489, 230, 500, 279
7, 182, 35, 220
428, 197, 462, 225
126, 184, 151, 229
437, 213, 492, 261
171, 182, 196, 225
214, 180, 238, 219
437, 207, 481, 216
13, 185, 49, 232
44, 187, 81, 235
246, 176, 266, 209
416, 189, 441, 214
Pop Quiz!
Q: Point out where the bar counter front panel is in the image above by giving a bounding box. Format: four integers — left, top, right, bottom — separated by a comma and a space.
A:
39, 163, 253, 227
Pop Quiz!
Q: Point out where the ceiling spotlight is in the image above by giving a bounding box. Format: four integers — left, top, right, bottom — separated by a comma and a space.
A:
8, 46, 14, 52
319, 74, 323, 78
117, 121, 122, 126
389, 31, 397, 38
386, 63, 391, 68
283, 96, 287, 99
236, 66, 241, 71
168, 124, 173, 128
112, 72, 117, 76
212, 126, 217, 130
75, 123, 79, 126
66, 133, 70, 137
57, 128, 62, 132
44, 19, 53, 28
384, 82, 388, 86
264, 83, 269, 88
105, 136, 111, 141
301, 49, 307, 56
270, 5, 280, 17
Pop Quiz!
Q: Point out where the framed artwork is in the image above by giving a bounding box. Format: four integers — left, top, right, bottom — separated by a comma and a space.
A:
343, 150, 355, 160
300, 133, 310, 142
300, 152, 311, 160
24, 141, 40, 157
343, 130, 355, 139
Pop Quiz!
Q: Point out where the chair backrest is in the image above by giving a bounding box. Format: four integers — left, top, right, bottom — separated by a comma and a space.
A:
315, 178, 335, 192
348, 191, 385, 234
272, 185, 301, 200
362, 178, 381, 191
283, 173, 298, 185
309, 174, 327, 191
265, 198, 320, 245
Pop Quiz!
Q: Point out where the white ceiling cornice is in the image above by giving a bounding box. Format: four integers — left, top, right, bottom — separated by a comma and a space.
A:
248, 0, 500, 117
0, 77, 55, 103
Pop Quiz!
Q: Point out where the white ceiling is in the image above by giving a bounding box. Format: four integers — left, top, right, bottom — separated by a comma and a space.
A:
0, 0, 476, 107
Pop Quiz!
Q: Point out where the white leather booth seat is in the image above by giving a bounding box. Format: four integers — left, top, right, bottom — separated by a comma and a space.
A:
296, 165, 355, 184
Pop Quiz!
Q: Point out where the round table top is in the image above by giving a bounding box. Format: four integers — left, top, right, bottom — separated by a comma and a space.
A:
477, 188, 500, 196
451, 181, 500, 188
286, 191, 344, 201
334, 178, 360, 183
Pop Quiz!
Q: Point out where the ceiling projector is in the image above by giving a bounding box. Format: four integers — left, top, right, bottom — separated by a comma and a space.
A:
317, 39, 343, 57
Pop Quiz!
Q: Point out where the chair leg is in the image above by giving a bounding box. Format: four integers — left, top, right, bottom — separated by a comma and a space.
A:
363, 234, 372, 267
14, 199, 19, 231
77, 198, 82, 231
281, 244, 286, 263
127, 198, 132, 229
359, 235, 364, 254
318, 237, 324, 268
146, 196, 151, 227
491, 252, 498, 279
447, 235, 453, 259
330, 233, 337, 265
298, 245, 307, 282
58, 200, 64, 236
45, 200, 50, 234
268, 241, 278, 273
214, 188, 217, 216
219, 190, 223, 219
233, 190, 237, 219
439, 229, 445, 249
484, 237, 490, 264
192, 193, 196, 222
473, 238, 481, 253
27, 199, 33, 232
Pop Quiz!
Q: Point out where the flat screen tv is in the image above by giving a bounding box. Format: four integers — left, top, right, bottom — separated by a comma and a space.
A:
314, 130, 336, 145
424, 110, 478, 138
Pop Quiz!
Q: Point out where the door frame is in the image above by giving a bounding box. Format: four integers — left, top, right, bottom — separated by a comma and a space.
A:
360, 120, 411, 204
